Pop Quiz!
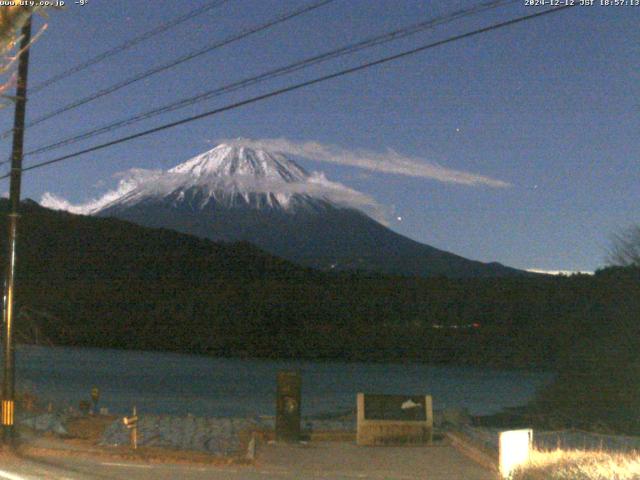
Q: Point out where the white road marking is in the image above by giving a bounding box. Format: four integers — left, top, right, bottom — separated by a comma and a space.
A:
100, 462, 152, 469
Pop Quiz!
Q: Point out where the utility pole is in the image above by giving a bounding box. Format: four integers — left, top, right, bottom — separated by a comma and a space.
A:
2, 17, 32, 444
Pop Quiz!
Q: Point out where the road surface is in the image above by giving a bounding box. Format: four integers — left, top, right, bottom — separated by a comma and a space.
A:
0, 441, 496, 479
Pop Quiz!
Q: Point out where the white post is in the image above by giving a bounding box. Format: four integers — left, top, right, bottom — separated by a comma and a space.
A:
356, 393, 365, 445
425, 395, 433, 443
499, 429, 532, 479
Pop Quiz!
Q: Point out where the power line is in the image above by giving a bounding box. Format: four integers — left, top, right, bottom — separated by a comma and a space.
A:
22, 0, 519, 160
29, 0, 231, 95
9, 5, 575, 177
0, 5, 575, 181
1, 0, 335, 139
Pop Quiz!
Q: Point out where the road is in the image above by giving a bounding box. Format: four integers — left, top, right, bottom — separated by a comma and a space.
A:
0, 441, 497, 479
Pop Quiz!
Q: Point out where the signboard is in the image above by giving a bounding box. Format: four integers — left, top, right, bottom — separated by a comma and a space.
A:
364, 394, 427, 422
275, 371, 301, 442
357, 393, 433, 446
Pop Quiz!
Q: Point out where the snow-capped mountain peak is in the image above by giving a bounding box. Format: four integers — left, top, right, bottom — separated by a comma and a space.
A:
169, 143, 309, 183
41, 142, 382, 220
38, 140, 526, 278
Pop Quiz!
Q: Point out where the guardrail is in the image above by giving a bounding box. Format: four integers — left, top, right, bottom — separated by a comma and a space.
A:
451, 425, 640, 479
460, 425, 640, 454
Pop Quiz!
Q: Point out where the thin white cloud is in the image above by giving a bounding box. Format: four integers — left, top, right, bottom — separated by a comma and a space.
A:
41, 169, 153, 215
41, 167, 389, 223
218, 137, 511, 188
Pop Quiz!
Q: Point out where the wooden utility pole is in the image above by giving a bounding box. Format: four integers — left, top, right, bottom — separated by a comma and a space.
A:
2, 17, 32, 444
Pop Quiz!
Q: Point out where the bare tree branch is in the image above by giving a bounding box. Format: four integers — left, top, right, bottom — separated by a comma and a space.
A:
0, 6, 35, 53
608, 225, 640, 267
0, 6, 52, 109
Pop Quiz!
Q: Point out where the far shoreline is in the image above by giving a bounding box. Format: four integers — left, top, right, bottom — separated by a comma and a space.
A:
14, 342, 558, 374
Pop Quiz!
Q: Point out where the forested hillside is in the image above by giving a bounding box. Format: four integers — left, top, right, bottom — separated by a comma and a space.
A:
2, 200, 638, 372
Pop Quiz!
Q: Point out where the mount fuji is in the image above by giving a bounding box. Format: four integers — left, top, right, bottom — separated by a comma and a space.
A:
42, 143, 527, 278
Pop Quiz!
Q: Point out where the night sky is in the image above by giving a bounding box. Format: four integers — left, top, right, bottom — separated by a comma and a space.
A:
2, 0, 638, 272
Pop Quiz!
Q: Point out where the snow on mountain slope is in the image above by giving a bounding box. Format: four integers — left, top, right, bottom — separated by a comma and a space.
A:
169, 143, 308, 182
41, 143, 384, 220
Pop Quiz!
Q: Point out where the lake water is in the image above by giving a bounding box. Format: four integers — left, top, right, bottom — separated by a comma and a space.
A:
14, 345, 553, 417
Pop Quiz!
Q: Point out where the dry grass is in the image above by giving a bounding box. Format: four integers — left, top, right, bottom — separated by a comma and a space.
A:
512, 448, 640, 480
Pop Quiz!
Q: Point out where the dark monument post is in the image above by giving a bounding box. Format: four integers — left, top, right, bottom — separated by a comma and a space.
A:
276, 370, 301, 442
